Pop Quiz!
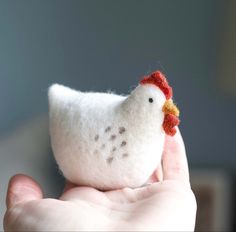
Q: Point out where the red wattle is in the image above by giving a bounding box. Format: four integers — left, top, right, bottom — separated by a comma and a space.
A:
163, 113, 180, 136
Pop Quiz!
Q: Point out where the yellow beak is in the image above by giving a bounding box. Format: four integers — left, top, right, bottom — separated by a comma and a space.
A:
162, 99, 180, 117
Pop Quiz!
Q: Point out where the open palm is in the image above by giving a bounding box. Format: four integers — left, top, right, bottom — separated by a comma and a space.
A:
4, 130, 196, 231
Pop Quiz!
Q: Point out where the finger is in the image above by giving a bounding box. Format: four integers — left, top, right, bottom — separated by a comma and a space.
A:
155, 163, 163, 182
146, 164, 163, 184
62, 181, 77, 194
146, 171, 158, 184
6, 174, 43, 209
162, 128, 189, 183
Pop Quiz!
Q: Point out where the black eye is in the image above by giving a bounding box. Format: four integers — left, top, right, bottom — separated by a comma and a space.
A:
149, 98, 153, 103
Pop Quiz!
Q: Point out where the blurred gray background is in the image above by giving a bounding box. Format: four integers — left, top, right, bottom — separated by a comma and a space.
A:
0, 0, 235, 230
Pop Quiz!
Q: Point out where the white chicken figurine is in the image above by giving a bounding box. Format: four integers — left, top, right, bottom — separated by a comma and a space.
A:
49, 71, 180, 190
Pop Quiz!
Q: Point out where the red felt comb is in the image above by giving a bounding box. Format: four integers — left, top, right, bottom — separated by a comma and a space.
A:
140, 71, 173, 100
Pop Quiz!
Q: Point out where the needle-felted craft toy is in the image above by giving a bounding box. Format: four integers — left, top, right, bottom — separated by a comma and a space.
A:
49, 71, 180, 190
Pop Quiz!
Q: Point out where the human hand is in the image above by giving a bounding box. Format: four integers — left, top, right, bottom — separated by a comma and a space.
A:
4, 129, 196, 231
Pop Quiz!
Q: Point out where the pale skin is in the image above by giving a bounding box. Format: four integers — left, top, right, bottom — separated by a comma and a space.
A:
4, 129, 197, 231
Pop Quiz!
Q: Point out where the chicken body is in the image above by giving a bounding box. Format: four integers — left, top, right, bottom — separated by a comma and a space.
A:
49, 83, 166, 190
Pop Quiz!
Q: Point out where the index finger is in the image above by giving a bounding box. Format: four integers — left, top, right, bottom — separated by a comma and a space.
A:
162, 128, 190, 184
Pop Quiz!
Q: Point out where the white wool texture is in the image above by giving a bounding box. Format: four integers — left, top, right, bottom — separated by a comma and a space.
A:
49, 84, 166, 190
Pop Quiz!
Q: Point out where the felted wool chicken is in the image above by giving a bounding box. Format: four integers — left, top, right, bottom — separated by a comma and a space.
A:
49, 71, 180, 190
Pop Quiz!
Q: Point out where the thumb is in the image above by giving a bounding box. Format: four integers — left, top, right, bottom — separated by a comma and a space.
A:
6, 174, 43, 209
